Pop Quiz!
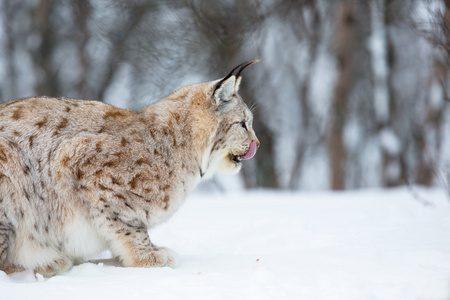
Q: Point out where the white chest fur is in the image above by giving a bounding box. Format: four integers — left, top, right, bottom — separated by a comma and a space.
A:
63, 216, 108, 260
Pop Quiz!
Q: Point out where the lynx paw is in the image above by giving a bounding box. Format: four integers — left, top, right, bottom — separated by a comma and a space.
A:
159, 247, 178, 268
126, 247, 178, 268
0, 265, 26, 274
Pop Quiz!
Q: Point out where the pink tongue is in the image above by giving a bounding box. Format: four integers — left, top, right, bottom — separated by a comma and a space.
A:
241, 141, 258, 160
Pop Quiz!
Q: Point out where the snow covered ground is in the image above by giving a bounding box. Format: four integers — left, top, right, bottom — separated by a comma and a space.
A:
1, 187, 450, 300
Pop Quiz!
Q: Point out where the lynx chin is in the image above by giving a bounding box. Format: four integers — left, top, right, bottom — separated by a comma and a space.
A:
0, 61, 259, 276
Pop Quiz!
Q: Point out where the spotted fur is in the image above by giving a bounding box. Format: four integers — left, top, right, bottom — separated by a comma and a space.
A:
0, 61, 259, 276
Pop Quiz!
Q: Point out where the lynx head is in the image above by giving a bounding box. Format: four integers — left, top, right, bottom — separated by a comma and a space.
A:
200, 60, 260, 178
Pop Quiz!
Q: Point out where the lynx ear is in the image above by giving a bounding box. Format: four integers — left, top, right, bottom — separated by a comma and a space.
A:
213, 60, 259, 106
214, 76, 236, 105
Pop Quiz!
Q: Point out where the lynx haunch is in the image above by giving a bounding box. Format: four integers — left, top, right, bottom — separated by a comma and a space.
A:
0, 61, 259, 276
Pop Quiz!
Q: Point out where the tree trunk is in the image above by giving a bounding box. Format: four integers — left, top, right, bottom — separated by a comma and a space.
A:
328, 0, 356, 190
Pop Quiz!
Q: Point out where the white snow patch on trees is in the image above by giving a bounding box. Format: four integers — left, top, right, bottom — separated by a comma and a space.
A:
104, 63, 133, 109
379, 128, 402, 156
370, 0, 390, 123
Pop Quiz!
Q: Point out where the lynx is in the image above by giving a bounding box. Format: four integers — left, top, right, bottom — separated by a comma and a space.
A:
0, 61, 259, 276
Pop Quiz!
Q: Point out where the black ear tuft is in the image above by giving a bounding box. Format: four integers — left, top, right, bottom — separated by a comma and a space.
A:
233, 59, 260, 80
213, 60, 260, 95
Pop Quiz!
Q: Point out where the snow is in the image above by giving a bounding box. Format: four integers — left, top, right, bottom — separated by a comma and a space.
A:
1, 187, 450, 300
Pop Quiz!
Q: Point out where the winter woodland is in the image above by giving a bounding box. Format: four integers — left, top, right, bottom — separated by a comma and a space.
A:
1, 0, 449, 191
2, 2, 450, 298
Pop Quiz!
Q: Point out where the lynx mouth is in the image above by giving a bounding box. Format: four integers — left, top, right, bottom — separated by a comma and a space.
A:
240, 141, 258, 160
231, 154, 241, 163
230, 141, 258, 164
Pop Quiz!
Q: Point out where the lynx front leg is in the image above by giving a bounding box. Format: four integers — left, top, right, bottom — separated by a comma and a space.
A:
103, 218, 177, 268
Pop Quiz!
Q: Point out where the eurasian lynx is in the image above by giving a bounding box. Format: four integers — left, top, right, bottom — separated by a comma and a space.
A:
0, 61, 259, 276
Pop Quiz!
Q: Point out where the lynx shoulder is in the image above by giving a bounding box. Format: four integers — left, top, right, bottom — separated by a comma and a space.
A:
0, 61, 259, 276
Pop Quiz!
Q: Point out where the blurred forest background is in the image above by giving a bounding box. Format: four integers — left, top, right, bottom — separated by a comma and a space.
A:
0, 0, 449, 191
